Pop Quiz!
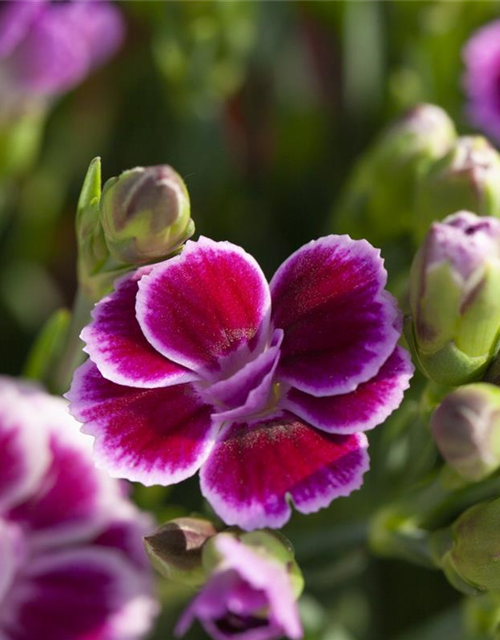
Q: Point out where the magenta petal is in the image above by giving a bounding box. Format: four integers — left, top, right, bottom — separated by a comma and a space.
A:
200, 414, 369, 530
270, 235, 400, 396
0, 0, 44, 58
136, 237, 271, 376
0, 521, 24, 606
58, 0, 124, 68
214, 535, 302, 640
0, 379, 50, 512
283, 347, 414, 434
9, 5, 90, 95
2, 548, 147, 640
67, 361, 217, 486
7, 401, 119, 548
82, 268, 196, 389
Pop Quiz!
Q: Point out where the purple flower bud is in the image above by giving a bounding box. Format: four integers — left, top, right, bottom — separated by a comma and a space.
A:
414, 136, 500, 242
176, 532, 303, 640
431, 383, 500, 481
144, 517, 217, 587
409, 211, 500, 385
463, 19, 500, 143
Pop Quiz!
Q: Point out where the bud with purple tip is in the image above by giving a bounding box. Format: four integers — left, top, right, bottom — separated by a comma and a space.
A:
414, 136, 500, 243
408, 211, 500, 386
333, 103, 456, 245
100, 165, 194, 265
431, 383, 500, 481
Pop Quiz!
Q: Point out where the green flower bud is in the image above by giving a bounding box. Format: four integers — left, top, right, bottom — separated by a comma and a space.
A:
431, 498, 500, 595
333, 103, 456, 245
431, 384, 500, 481
100, 165, 194, 265
414, 136, 500, 243
144, 517, 217, 587
408, 211, 500, 385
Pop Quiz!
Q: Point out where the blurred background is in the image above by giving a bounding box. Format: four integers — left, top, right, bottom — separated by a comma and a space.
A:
2, 2, 500, 638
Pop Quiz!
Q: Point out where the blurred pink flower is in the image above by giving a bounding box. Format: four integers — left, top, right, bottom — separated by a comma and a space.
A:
0, 0, 124, 115
463, 19, 500, 142
0, 377, 157, 640
176, 534, 302, 640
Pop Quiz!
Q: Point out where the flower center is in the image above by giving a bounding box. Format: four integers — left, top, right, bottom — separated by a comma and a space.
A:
196, 328, 284, 424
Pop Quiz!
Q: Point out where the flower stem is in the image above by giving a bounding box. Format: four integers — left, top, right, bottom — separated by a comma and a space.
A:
49, 287, 92, 395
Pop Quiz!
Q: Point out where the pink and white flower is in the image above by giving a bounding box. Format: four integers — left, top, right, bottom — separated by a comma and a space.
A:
176, 534, 303, 640
0, 377, 157, 640
68, 235, 413, 531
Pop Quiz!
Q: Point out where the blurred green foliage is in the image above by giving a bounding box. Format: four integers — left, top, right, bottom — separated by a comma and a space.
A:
3, 2, 500, 639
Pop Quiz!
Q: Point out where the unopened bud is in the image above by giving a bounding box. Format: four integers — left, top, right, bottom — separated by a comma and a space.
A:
431, 384, 500, 481
415, 136, 500, 243
333, 103, 456, 244
431, 498, 500, 595
408, 211, 500, 385
100, 165, 194, 265
144, 517, 217, 587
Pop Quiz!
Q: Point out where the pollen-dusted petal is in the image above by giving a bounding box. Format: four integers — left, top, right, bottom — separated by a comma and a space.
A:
82, 268, 196, 389
283, 347, 414, 434
67, 360, 217, 486
270, 235, 400, 397
136, 237, 271, 376
0, 379, 50, 512
1, 547, 147, 640
200, 414, 369, 531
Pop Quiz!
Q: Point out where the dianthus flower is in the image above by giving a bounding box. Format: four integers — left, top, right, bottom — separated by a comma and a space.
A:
0, 377, 157, 640
463, 19, 500, 143
0, 0, 123, 116
68, 235, 413, 530
176, 534, 302, 640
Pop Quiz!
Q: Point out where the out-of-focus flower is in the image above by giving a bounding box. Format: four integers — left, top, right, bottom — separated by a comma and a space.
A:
100, 165, 194, 265
431, 383, 500, 481
0, 377, 157, 640
333, 103, 456, 245
0, 1, 124, 176
408, 211, 500, 386
0, 0, 124, 115
431, 497, 500, 595
175, 532, 303, 640
463, 20, 500, 144
68, 234, 413, 530
414, 136, 500, 243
